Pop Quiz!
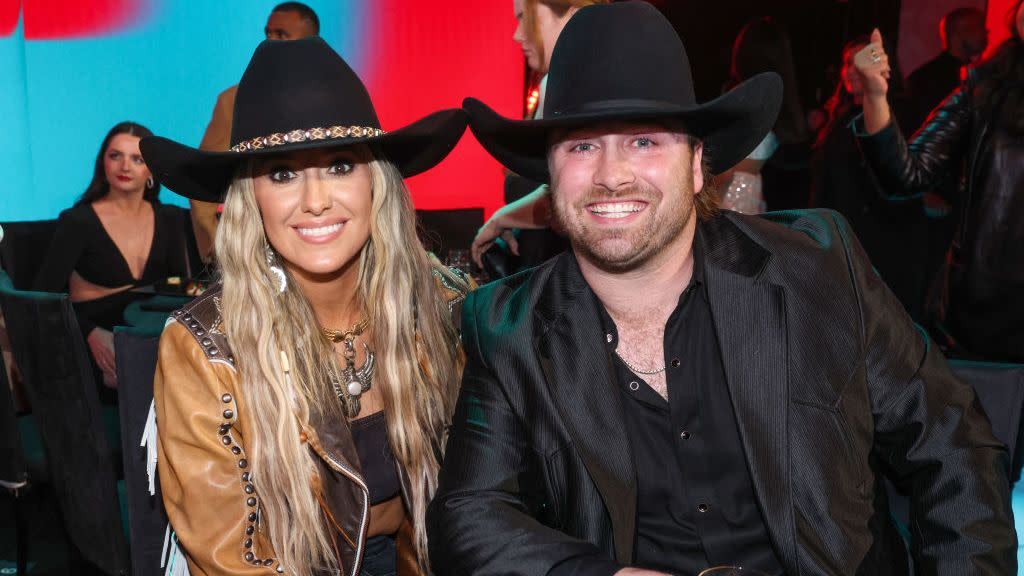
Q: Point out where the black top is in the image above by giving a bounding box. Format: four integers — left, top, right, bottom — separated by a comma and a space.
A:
33, 202, 188, 335
551, 230, 781, 576
351, 410, 401, 505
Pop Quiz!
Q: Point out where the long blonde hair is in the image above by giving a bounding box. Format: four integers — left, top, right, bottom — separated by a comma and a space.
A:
216, 150, 464, 574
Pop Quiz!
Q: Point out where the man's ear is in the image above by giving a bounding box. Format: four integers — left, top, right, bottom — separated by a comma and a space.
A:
691, 141, 704, 194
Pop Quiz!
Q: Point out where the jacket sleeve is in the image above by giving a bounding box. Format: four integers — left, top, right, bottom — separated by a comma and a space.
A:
854, 87, 970, 196
427, 290, 621, 576
836, 212, 1016, 574
155, 322, 281, 575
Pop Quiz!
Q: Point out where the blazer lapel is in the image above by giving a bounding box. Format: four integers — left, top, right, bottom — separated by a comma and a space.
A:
535, 253, 637, 564
703, 215, 798, 572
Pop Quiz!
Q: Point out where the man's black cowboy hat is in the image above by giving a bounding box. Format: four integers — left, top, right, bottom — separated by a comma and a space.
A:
141, 37, 467, 203
464, 1, 783, 181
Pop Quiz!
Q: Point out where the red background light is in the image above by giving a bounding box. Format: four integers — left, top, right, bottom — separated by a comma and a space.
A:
363, 1, 524, 218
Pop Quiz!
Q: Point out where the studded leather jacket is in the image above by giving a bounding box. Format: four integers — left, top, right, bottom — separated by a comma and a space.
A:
856, 65, 1024, 361
153, 266, 472, 576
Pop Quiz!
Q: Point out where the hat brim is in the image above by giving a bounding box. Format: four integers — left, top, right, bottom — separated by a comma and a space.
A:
464, 72, 782, 181
140, 108, 468, 203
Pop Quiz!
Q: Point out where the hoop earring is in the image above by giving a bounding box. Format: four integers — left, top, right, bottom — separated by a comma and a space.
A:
146, 176, 154, 189
265, 243, 287, 293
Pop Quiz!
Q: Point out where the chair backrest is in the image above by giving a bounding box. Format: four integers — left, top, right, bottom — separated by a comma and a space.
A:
0, 278, 128, 575
0, 219, 58, 289
949, 359, 1024, 481
886, 358, 1024, 564
416, 208, 484, 262
0, 277, 28, 492
114, 325, 168, 576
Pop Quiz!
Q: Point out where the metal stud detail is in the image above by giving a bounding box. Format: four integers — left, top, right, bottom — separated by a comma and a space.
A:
223, 409, 234, 419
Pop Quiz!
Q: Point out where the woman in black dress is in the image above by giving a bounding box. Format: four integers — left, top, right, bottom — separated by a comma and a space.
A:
34, 121, 188, 387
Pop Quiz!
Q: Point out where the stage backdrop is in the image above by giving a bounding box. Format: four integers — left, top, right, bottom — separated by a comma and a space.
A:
0, 0, 522, 222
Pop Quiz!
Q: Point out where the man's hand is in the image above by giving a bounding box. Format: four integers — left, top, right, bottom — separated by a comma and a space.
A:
87, 327, 118, 388
854, 28, 894, 134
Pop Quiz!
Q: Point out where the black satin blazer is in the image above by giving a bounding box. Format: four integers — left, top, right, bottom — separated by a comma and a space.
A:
428, 210, 1015, 576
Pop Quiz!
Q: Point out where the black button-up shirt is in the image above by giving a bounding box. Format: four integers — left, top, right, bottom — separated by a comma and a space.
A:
602, 229, 778, 573
553, 229, 783, 576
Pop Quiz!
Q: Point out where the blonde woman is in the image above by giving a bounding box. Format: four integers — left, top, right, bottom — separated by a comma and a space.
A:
140, 38, 470, 576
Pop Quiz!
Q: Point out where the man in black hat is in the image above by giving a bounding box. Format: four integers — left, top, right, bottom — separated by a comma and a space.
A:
427, 3, 1014, 575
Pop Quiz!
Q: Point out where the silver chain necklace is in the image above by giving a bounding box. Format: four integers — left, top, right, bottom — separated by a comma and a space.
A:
614, 350, 667, 375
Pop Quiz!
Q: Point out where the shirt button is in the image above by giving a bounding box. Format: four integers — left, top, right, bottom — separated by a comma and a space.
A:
671, 358, 680, 368
697, 503, 709, 513
606, 333, 613, 343
629, 381, 639, 391
680, 430, 690, 440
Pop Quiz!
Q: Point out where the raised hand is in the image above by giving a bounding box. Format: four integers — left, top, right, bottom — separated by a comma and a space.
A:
853, 28, 892, 98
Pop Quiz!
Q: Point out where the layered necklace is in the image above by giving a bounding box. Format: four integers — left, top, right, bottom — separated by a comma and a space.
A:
323, 318, 375, 418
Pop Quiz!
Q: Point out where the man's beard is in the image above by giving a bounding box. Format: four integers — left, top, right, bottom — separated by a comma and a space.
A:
552, 179, 694, 273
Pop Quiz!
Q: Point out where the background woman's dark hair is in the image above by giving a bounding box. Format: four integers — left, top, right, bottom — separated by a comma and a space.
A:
973, 0, 1024, 135
728, 17, 808, 145
814, 35, 871, 148
77, 121, 160, 205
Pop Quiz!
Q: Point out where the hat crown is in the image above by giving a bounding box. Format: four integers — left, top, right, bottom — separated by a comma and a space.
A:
230, 37, 381, 147
544, 2, 697, 118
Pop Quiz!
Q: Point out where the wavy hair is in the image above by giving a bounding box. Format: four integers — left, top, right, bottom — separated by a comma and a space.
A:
216, 149, 464, 574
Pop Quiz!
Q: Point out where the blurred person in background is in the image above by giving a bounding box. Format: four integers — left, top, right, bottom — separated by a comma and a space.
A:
855, 0, 1024, 362
717, 16, 809, 214
189, 2, 320, 265
33, 122, 189, 388
470, 0, 608, 271
906, 6, 988, 128
905, 7, 989, 318
811, 37, 926, 320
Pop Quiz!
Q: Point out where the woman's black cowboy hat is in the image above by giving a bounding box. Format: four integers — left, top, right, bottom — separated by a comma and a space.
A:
464, 1, 783, 181
141, 37, 467, 203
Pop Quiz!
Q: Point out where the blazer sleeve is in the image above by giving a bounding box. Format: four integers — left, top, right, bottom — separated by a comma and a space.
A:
837, 212, 1016, 574
154, 322, 281, 575
854, 87, 970, 196
427, 290, 621, 576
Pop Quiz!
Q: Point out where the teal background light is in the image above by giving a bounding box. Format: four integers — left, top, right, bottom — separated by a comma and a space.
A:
1, 0, 362, 222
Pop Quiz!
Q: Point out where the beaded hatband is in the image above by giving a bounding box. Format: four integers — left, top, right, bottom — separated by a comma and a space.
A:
231, 125, 387, 153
